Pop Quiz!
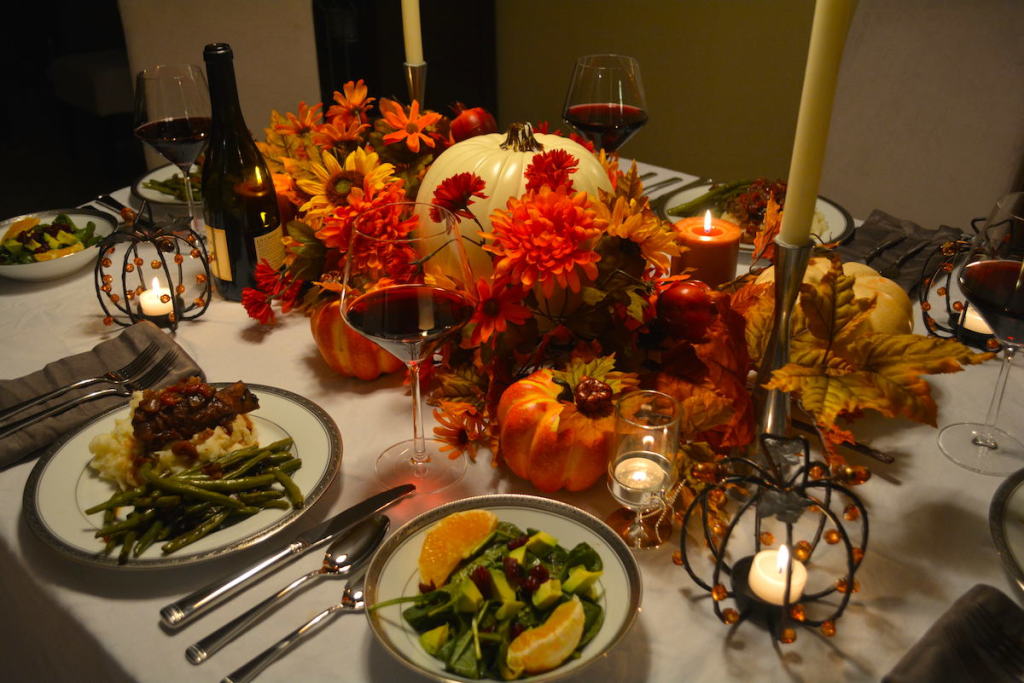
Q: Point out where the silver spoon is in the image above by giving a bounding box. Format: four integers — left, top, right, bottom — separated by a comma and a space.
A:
186, 514, 389, 665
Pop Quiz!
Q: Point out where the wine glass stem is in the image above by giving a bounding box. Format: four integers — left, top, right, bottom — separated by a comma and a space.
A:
408, 359, 427, 461
974, 345, 1017, 448
177, 162, 198, 230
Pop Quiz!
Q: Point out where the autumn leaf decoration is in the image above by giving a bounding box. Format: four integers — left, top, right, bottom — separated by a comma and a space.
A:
741, 258, 992, 455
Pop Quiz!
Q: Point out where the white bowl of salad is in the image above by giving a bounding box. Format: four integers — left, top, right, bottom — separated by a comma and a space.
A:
0, 209, 116, 282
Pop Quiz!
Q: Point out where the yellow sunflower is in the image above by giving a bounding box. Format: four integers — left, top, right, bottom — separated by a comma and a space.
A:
595, 194, 681, 274
296, 146, 397, 219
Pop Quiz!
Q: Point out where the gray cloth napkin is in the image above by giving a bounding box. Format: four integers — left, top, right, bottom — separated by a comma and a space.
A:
836, 209, 965, 295
0, 321, 203, 467
884, 584, 1024, 682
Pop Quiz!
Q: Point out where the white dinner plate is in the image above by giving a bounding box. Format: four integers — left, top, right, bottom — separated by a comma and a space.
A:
363, 494, 642, 682
990, 466, 1024, 588
23, 383, 342, 569
0, 208, 116, 282
131, 164, 201, 211
658, 182, 854, 251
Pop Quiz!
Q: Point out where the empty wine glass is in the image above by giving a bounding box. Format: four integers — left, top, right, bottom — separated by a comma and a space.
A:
341, 202, 476, 494
562, 54, 648, 153
937, 192, 1024, 475
606, 390, 680, 549
133, 64, 211, 230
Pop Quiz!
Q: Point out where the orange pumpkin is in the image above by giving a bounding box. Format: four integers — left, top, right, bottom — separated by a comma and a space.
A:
310, 300, 404, 380
497, 369, 618, 493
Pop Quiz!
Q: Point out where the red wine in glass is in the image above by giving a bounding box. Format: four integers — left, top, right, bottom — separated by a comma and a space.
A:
960, 259, 1024, 344
134, 117, 211, 168
563, 54, 647, 153
345, 284, 474, 362
563, 103, 648, 152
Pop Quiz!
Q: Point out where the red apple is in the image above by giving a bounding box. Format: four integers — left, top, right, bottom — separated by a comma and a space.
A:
657, 280, 717, 340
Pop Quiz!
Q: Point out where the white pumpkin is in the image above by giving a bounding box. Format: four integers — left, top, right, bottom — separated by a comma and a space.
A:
415, 122, 613, 275
755, 257, 915, 334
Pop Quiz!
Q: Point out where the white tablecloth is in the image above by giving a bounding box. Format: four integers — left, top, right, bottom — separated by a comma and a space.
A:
1, 162, 1021, 682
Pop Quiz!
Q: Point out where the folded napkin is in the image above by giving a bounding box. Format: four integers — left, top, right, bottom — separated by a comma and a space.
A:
836, 209, 965, 295
884, 584, 1024, 683
0, 321, 203, 467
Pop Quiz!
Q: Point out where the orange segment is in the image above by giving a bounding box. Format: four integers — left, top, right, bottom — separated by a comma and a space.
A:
506, 596, 585, 676
417, 509, 498, 589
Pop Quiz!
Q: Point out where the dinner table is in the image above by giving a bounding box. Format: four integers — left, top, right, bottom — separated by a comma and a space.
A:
1, 159, 1021, 683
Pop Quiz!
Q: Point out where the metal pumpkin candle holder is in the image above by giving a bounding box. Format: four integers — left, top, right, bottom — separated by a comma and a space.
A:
677, 435, 868, 644
94, 210, 211, 331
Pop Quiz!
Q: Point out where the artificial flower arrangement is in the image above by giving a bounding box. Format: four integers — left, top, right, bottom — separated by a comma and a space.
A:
245, 80, 990, 496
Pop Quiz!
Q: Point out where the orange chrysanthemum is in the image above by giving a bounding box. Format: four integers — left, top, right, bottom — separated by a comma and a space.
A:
380, 98, 441, 153
273, 101, 323, 136
432, 400, 489, 461
483, 187, 605, 297
467, 278, 532, 347
312, 119, 370, 152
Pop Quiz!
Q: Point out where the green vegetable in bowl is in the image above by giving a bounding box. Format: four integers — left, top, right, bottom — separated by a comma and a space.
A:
370, 519, 605, 680
0, 213, 103, 265
144, 171, 201, 202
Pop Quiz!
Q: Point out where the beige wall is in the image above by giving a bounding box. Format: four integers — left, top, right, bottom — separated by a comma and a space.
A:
495, 0, 1024, 229
495, 0, 814, 182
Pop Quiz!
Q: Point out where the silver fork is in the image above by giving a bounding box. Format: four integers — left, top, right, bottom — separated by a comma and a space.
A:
0, 341, 160, 422
0, 349, 177, 439
222, 580, 366, 683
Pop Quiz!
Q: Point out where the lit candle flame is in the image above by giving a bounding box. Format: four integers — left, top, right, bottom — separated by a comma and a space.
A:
150, 276, 162, 291
703, 210, 713, 234
777, 544, 790, 573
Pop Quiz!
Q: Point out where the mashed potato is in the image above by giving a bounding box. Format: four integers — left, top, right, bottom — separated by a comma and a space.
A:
89, 392, 258, 490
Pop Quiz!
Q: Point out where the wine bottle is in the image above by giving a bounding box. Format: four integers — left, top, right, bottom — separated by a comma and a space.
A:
201, 43, 283, 301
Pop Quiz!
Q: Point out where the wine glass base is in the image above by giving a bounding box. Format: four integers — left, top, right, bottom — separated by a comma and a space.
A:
937, 423, 1024, 476
605, 506, 674, 550
374, 438, 467, 495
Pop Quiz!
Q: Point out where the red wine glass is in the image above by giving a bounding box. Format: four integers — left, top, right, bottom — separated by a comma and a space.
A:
562, 54, 648, 153
133, 65, 211, 230
341, 202, 476, 494
938, 191, 1024, 475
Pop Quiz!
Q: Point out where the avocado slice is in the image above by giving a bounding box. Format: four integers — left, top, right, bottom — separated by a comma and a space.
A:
489, 568, 517, 603
525, 531, 558, 557
419, 623, 450, 656
495, 600, 525, 621
507, 545, 527, 565
563, 565, 603, 594
531, 578, 562, 609
455, 578, 485, 613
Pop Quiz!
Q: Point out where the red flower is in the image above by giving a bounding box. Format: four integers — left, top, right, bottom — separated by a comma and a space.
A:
524, 149, 578, 193
253, 260, 283, 292
431, 173, 488, 222
242, 288, 275, 324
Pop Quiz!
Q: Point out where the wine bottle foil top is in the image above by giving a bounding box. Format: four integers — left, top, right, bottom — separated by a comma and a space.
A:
204, 43, 233, 60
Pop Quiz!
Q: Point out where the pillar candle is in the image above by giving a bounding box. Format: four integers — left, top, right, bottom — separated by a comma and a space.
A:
401, 0, 425, 65
139, 276, 173, 317
777, 0, 858, 246
672, 211, 742, 286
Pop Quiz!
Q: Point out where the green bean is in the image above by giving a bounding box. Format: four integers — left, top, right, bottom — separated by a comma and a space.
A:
85, 487, 146, 515
95, 509, 157, 538
161, 511, 229, 554
133, 495, 182, 508
259, 499, 291, 511
186, 474, 277, 492
118, 531, 137, 564
224, 451, 273, 479
141, 469, 244, 509
133, 520, 165, 557
276, 458, 302, 475
237, 490, 286, 504
272, 468, 304, 509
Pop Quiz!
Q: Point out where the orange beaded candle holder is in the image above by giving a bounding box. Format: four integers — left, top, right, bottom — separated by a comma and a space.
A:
671, 211, 742, 287
677, 435, 868, 644
93, 209, 211, 332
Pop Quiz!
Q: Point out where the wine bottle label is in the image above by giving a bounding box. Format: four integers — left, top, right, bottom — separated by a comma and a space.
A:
205, 225, 233, 281
254, 225, 285, 270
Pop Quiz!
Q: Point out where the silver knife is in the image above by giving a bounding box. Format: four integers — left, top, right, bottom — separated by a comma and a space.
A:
159, 483, 414, 629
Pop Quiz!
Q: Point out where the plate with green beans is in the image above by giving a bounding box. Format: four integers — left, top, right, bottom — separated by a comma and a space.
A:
22, 384, 342, 569
131, 164, 202, 209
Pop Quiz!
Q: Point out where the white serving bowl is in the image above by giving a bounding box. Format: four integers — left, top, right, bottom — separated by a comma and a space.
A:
0, 209, 117, 282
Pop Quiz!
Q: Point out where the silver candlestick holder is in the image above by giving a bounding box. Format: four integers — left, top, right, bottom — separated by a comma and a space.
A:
404, 62, 427, 105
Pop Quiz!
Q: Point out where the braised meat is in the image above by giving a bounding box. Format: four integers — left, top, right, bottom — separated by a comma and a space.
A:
132, 377, 259, 453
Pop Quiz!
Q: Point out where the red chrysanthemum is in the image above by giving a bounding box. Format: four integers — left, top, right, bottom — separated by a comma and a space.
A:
482, 186, 605, 297
467, 277, 532, 346
524, 149, 578, 193
242, 288, 275, 324
431, 172, 488, 222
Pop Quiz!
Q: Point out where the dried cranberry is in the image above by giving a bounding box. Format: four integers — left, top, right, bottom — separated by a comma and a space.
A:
418, 582, 434, 594
510, 623, 526, 639
507, 535, 529, 550
521, 577, 539, 593
503, 556, 525, 584
529, 565, 549, 583
470, 566, 492, 597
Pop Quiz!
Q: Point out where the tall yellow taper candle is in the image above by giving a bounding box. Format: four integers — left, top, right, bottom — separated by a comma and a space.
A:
777, 0, 857, 246
401, 0, 425, 65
